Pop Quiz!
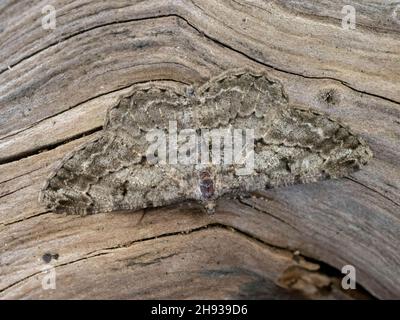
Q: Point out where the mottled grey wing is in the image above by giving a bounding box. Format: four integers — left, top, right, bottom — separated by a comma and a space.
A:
40, 70, 372, 215
190, 69, 372, 197
255, 105, 372, 187
39, 83, 195, 215
193, 68, 289, 127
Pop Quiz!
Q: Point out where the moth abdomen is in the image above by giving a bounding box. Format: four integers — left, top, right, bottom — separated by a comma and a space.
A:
199, 170, 215, 200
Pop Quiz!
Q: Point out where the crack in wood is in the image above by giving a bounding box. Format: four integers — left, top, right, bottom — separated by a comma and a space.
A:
1, 210, 52, 227
0, 14, 179, 75
0, 184, 31, 199
346, 176, 400, 208
0, 222, 375, 298
0, 13, 398, 107
0, 76, 189, 143
237, 198, 302, 233
0, 167, 42, 185
0, 127, 103, 166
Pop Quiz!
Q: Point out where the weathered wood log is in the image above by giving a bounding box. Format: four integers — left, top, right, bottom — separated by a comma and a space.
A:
0, 0, 399, 299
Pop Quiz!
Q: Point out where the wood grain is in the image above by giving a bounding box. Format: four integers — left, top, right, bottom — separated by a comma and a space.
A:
0, 0, 399, 299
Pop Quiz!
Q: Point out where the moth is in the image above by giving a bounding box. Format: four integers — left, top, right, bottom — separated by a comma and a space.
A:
39, 68, 372, 215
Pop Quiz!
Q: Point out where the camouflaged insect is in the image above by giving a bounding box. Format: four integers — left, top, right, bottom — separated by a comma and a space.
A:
39, 68, 372, 215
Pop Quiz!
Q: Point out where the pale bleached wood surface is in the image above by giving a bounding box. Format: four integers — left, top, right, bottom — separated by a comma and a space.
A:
0, 0, 399, 299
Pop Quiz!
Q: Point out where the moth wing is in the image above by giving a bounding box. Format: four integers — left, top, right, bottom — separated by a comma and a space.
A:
194, 68, 288, 127
215, 105, 372, 194
40, 84, 195, 214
